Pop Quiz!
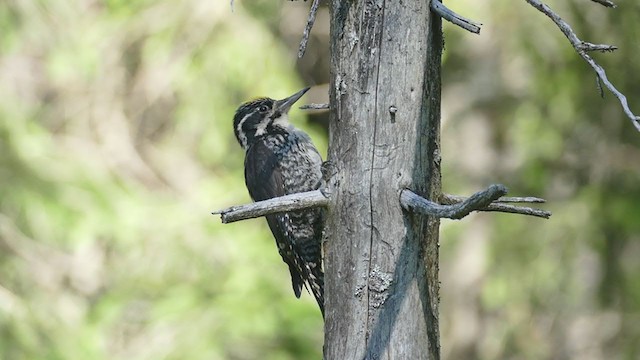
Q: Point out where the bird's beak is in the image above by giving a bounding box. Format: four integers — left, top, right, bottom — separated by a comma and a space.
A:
274, 87, 310, 114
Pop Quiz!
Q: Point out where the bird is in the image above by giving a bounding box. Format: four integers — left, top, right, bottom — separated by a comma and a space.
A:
232, 87, 325, 316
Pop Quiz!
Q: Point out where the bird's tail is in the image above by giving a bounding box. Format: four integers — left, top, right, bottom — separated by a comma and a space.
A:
307, 264, 325, 318
287, 252, 324, 317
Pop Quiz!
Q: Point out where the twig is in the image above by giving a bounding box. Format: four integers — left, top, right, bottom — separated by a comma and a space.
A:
479, 203, 551, 218
400, 184, 508, 220
430, 0, 482, 34
524, 0, 640, 132
440, 194, 552, 219
596, 75, 604, 98
590, 0, 616, 8
443, 194, 546, 204
212, 190, 329, 224
298, 0, 321, 58
300, 103, 330, 110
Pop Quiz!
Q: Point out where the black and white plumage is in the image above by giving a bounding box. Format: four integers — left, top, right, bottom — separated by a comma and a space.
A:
233, 87, 325, 316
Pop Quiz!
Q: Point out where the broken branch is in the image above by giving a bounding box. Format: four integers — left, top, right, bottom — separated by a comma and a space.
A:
430, 0, 482, 34
298, 0, 321, 58
440, 194, 551, 219
212, 190, 329, 224
300, 103, 330, 110
400, 184, 509, 220
442, 194, 546, 204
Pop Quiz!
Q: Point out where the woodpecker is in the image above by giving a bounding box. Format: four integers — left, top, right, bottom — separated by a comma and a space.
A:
233, 87, 325, 316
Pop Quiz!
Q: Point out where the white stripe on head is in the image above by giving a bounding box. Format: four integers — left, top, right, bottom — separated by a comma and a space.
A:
235, 112, 252, 149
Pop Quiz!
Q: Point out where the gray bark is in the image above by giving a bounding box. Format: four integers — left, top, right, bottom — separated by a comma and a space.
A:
324, 1, 443, 359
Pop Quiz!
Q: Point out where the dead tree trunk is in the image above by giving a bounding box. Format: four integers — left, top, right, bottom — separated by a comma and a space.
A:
216, 1, 554, 357
324, 1, 443, 358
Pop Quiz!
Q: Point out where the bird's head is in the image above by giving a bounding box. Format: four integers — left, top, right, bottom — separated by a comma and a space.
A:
233, 87, 310, 149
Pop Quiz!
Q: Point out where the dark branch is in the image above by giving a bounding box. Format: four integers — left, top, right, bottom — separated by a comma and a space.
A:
590, 0, 616, 8
298, 0, 321, 58
400, 184, 508, 220
440, 194, 552, 219
212, 190, 329, 224
525, 0, 640, 132
430, 0, 482, 34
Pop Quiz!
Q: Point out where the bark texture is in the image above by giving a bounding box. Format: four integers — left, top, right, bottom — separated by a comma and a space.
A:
324, 0, 443, 359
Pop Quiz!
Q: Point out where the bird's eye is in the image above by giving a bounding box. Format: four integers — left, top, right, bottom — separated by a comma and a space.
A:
258, 105, 269, 113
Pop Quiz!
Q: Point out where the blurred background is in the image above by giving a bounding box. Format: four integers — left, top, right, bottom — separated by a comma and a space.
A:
0, 0, 638, 359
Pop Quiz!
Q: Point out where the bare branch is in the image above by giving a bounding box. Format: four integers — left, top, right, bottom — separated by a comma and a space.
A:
400, 184, 508, 220
430, 0, 482, 34
480, 203, 551, 218
300, 103, 330, 110
443, 194, 546, 204
590, 0, 617, 8
525, 0, 640, 132
596, 75, 604, 98
440, 194, 552, 219
298, 0, 321, 58
212, 190, 329, 224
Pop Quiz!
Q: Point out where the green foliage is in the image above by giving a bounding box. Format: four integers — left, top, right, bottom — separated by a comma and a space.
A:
1, 0, 639, 359
0, 1, 321, 359
440, 1, 640, 358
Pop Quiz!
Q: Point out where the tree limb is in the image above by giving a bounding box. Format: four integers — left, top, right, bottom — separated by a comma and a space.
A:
440, 194, 552, 219
430, 0, 482, 34
442, 194, 546, 204
298, 0, 321, 58
300, 103, 330, 110
400, 184, 509, 220
524, 0, 640, 132
212, 190, 329, 224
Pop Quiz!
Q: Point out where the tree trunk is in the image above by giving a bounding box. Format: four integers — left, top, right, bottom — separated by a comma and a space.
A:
324, 0, 443, 359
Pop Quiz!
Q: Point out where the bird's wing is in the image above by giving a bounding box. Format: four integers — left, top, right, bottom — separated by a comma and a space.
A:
244, 140, 284, 201
244, 141, 307, 298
